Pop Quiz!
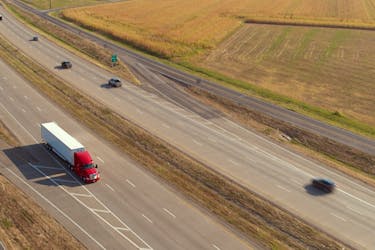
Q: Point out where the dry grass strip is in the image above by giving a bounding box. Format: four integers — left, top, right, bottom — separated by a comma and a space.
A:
5, 1, 138, 84
0, 31, 349, 249
188, 86, 375, 177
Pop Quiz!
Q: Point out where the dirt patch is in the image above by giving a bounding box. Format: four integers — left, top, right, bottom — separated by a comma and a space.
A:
0, 120, 20, 147
0, 173, 86, 250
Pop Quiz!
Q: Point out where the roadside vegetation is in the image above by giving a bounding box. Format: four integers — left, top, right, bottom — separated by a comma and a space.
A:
5, 1, 137, 84
0, 121, 86, 249
59, 0, 375, 138
0, 29, 348, 249
20, 0, 111, 10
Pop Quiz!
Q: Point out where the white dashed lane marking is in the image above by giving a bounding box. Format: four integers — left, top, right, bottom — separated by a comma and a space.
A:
142, 214, 153, 224
163, 208, 176, 219
126, 179, 136, 188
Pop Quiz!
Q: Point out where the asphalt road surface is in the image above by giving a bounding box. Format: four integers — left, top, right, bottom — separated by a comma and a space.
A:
1, 5, 375, 249
0, 59, 252, 249
11, 0, 375, 156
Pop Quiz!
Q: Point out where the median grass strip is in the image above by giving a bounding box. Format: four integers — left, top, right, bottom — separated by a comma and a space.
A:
0, 31, 349, 250
5, 1, 138, 84
0, 120, 20, 147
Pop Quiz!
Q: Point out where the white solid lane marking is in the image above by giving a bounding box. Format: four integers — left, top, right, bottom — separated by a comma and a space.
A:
331, 213, 347, 222
0, 92, 152, 248
277, 185, 291, 193
192, 139, 203, 146
96, 156, 104, 163
163, 208, 176, 219
142, 214, 153, 224
114, 227, 129, 231
212, 244, 221, 250
105, 184, 114, 191
92, 209, 111, 214
71, 193, 93, 198
339, 189, 375, 210
126, 179, 136, 188
5, 167, 105, 249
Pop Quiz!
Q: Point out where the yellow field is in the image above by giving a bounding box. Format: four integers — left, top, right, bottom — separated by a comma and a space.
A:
61, 0, 375, 59
199, 24, 375, 126
61, 0, 375, 128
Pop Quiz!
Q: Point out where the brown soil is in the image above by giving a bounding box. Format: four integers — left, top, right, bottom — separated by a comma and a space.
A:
0, 173, 87, 250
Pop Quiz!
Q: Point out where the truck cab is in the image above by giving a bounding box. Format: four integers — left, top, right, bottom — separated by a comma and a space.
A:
74, 151, 100, 183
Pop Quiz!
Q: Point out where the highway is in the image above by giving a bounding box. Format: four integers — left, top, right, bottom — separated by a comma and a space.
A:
0, 57, 252, 249
1, 4, 375, 249
11, 0, 375, 156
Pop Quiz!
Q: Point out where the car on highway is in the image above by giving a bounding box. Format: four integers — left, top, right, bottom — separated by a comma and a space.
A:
61, 61, 72, 69
108, 77, 122, 87
312, 178, 335, 192
0, 15, 3, 21
32, 36, 39, 41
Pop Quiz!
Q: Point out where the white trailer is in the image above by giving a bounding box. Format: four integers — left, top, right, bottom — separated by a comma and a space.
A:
41, 122, 85, 165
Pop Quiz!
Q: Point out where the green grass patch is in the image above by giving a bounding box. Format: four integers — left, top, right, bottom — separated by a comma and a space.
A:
1, 218, 13, 229
293, 28, 318, 59
318, 29, 350, 64
177, 61, 375, 138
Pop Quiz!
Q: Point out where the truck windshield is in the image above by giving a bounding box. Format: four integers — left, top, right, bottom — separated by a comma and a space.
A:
83, 163, 94, 169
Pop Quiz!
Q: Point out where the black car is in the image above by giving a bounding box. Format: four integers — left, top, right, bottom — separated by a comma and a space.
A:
312, 178, 335, 192
32, 36, 39, 41
61, 61, 72, 69
108, 77, 122, 87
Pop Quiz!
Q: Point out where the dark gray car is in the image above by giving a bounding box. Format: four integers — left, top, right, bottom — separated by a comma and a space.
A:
108, 77, 122, 87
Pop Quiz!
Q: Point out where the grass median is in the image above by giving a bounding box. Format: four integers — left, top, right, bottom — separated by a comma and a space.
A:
0, 28, 349, 250
4, 1, 138, 84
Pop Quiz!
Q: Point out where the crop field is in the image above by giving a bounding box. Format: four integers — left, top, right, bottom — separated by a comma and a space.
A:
199, 24, 375, 126
61, 0, 375, 59
60, 0, 375, 128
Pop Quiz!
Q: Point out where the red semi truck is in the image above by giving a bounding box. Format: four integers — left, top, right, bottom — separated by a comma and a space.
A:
41, 122, 100, 183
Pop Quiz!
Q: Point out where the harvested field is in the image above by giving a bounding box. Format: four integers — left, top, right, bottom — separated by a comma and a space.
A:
60, 0, 375, 132
61, 0, 375, 58
199, 24, 375, 127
